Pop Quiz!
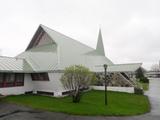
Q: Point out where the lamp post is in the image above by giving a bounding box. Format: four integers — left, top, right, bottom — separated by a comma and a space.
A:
103, 64, 108, 105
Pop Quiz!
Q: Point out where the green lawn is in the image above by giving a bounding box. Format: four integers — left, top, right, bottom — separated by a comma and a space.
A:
3, 90, 150, 116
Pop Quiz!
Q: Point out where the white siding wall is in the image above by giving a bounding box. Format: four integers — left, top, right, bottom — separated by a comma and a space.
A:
24, 74, 34, 92
0, 72, 66, 96
0, 74, 33, 95
32, 72, 65, 97
48, 72, 65, 96
90, 86, 134, 93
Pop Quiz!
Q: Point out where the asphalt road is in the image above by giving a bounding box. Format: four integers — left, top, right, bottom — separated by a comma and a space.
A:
0, 78, 160, 120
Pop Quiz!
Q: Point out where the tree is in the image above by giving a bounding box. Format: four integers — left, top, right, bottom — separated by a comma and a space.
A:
61, 65, 94, 103
136, 68, 149, 83
151, 64, 160, 71
135, 68, 144, 79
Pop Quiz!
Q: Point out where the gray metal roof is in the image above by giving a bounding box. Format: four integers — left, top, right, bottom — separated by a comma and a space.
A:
17, 43, 58, 72
0, 56, 33, 73
94, 63, 142, 73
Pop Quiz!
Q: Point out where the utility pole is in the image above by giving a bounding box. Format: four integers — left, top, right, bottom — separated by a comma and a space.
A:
103, 64, 108, 105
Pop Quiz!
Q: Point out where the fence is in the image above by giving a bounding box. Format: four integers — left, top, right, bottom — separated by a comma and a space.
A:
90, 86, 134, 93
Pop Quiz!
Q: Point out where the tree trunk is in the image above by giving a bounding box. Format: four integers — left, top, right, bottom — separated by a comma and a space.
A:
72, 90, 81, 103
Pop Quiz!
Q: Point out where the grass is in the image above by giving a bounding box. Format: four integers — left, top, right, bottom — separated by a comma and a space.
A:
3, 90, 150, 116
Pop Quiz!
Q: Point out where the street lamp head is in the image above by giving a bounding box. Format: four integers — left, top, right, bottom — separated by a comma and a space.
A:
103, 64, 108, 69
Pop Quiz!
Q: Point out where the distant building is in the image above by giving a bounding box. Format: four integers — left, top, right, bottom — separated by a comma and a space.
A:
146, 71, 160, 78
147, 61, 160, 78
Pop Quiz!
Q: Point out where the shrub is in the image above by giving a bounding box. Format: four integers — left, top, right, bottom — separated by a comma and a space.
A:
61, 65, 93, 103
139, 77, 149, 83
134, 87, 144, 95
135, 68, 144, 79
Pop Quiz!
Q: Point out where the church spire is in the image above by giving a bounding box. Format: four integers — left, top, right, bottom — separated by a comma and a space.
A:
96, 29, 105, 56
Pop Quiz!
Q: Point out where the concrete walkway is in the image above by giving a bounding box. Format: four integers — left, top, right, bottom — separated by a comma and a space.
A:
145, 78, 160, 116
0, 78, 160, 120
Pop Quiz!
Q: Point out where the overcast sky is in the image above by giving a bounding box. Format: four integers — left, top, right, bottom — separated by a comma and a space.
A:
0, 0, 159, 70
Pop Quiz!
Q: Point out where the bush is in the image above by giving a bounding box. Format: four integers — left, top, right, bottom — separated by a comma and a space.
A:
61, 65, 93, 103
135, 68, 144, 79
139, 77, 149, 83
134, 87, 144, 95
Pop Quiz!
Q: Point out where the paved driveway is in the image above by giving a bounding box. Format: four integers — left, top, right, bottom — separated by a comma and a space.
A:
145, 78, 160, 115
0, 78, 160, 120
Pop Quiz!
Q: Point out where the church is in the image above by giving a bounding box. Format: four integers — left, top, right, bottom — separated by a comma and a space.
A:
0, 25, 142, 96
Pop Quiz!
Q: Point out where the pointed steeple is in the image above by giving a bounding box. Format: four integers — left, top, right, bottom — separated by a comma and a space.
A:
96, 29, 105, 56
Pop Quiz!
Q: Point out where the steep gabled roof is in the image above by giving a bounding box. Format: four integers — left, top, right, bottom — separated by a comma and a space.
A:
40, 25, 95, 51
26, 26, 55, 50
21, 25, 114, 71
26, 24, 94, 52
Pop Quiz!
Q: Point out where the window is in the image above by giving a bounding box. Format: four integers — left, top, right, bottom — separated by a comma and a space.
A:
4, 73, 15, 87
15, 73, 24, 86
31, 73, 49, 81
0, 73, 4, 87
0, 73, 24, 88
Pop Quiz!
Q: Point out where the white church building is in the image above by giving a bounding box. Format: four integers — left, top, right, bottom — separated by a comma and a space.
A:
0, 25, 142, 96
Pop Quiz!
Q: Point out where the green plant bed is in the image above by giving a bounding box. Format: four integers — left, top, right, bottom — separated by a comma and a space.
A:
3, 90, 150, 116
141, 83, 149, 91
137, 82, 149, 91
